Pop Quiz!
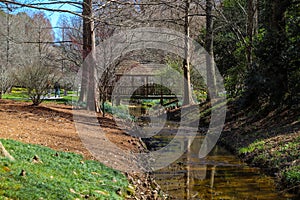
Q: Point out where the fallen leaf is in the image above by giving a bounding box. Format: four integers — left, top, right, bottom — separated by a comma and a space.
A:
95, 190, 109, 196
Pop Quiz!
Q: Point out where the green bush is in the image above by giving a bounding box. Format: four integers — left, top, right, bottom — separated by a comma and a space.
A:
104, 102, 134, 120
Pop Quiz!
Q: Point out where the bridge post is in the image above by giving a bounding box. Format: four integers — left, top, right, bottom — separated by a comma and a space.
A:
115, 97, 121, 106
160, 76, 163, 105
145, 75, 148, 97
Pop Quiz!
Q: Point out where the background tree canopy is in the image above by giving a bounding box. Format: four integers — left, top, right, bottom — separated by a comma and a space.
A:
0, 0, 299, 108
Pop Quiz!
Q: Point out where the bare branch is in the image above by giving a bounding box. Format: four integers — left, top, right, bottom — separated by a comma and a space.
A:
1, 0, 83, 17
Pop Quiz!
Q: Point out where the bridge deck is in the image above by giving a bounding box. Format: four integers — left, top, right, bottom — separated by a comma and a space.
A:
116, 95, 180, 99
107, 85, 181, 99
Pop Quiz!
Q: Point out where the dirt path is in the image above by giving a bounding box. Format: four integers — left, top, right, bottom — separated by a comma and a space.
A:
0, 100, 167, 199
0, 100, 142, 160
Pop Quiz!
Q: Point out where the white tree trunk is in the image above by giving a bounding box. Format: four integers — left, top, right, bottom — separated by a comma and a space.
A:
205, 0, 217, 100
183, 0, 195, 106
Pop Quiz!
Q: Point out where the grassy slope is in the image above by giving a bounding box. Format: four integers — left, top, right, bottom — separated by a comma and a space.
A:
219, 103, 300, 192
0, 139, 128, 200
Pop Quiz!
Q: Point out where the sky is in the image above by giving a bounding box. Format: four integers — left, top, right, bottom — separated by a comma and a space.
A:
43, 1, 80, 26
37, 0, 81, 40
6, 0, 81, 41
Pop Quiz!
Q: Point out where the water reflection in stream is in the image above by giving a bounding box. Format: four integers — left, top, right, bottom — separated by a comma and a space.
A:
142, 126, 297, 200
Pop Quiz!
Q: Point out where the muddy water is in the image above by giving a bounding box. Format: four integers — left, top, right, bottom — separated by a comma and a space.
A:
142, 125, 298, 200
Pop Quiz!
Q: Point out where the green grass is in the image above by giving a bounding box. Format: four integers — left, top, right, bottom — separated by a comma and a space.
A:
0, 139, 129, 200
2, 87, 29, 101
238, 134, 300, 188
239, 140, 266, 154
2, 87, 79, 105
283, 166, 300, 186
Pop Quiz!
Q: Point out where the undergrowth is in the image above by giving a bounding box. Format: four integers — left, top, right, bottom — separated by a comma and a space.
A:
238, 133, 300, 190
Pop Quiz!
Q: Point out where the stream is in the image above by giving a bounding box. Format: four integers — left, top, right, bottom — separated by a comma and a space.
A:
141, 123, 298, 200
127, 103, 298, 199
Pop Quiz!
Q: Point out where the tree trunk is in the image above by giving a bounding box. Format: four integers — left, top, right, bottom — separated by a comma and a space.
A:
246, 0, 258, 71
0, 141, 15, 161
182, 0, 194, 106
268, 0, 290, 104
79, 0, 90, 103
205, 0, 217, 101
86, 41, 96, 111
80, 0, 96, 111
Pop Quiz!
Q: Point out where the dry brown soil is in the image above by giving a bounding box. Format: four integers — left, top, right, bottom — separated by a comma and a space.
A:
0, 100, 142, 160
0, 99, 167, 199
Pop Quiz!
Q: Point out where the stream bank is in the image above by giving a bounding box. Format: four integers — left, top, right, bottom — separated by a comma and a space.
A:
134, 101, 299, 199
162, 101, 299, 196
141, 121, 299, 199
219, 103, 300, 195
116, 101, 299, 199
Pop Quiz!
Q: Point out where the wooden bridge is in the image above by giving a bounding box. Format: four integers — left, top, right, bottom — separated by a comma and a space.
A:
104, 61, 182, 105
108, 84, 179, 99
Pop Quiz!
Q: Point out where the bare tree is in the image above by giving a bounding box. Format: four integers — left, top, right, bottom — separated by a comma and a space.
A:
78, 0, 97, 111
182, 0, 194, 105
205, 0, 217, 100
11, 12, 58, 106
0, 5, 14, 99
0, 67, 13, 99
135, 0, 206, 105
1, 0, 208, 108
56, 16, 83, 96
0, 19, 14, 96
14, 61, 55, 105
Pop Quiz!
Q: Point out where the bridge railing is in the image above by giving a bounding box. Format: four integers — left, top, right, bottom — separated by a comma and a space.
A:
106, 84, 178, 97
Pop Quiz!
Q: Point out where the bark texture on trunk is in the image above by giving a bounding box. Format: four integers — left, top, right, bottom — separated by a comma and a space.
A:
182, 0, 194, 106
205, 0, 217, 101
80, 0, 96, 111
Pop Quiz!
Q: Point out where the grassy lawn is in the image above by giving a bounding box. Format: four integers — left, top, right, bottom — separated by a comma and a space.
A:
2, 87, 79, 104
0, 139, 129, 199
2, 87, 29, 101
